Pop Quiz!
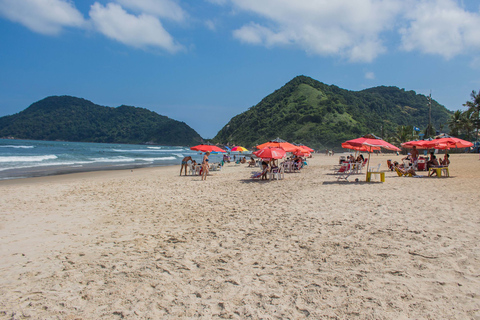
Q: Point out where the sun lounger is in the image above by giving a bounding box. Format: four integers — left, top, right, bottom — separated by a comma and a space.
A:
335, 163, 352, 181
394, 166, 412, 177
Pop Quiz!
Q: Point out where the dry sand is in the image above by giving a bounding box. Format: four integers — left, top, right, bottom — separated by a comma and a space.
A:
0, 153, 479, 319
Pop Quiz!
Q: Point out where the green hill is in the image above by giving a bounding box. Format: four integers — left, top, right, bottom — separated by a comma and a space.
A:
213, 76, 452, 149
0, 96, 203, 145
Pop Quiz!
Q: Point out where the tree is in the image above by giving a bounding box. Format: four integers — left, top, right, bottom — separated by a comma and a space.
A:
448, 110, 463, 137
393, 125, 412, 145
463, 89, 480, 143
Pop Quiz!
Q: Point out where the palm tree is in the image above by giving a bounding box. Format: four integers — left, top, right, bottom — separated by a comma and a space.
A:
463, 89, 480, 143
460, 111, 474, 140
393, 125, 412, 145
448, 110, 463, 137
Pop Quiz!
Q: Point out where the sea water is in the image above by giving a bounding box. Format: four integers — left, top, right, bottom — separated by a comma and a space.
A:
0, 139, 226, 180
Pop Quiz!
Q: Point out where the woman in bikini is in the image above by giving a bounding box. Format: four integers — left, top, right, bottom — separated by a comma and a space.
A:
202, 152, 210, 180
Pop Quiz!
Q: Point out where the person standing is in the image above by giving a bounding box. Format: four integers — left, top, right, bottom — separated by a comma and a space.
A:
180, 156, 192, 176
411, 146, 419, 168
202, 152, 210, 180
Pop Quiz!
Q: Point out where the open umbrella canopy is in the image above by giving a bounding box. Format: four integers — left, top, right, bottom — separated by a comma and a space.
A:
190, 145, 226, 153
344, 134, 400, 152
292, 147, 311, 156
253, 147, 286, 160
402, 136, 473, 150
342, 142, 380, 152
431, 136, 473, 149
231, 146, 248, 152
256, 138, 298, 152
299, 145, 314, 152
401, 140, 432, 149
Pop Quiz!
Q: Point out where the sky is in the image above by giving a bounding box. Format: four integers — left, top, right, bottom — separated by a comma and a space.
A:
1, 0, 480, 139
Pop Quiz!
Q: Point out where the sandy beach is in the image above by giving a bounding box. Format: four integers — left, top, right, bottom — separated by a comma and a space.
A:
1, 153, 479, 319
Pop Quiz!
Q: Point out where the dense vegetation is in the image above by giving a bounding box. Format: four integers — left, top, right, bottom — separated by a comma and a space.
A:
213, 76, 452, 149
447, 89, 480, 143
0, 96, 203, 145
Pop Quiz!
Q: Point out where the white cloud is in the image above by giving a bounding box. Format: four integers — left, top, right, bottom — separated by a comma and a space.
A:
205, 19, 216, 31
219, 0, 480, 62
365, 71, 375, 80
115, 0, 187, 22
400, 0, 480, 59
229, 0, 402, 62
0, 0, 85, 35
89, 2, 183, 53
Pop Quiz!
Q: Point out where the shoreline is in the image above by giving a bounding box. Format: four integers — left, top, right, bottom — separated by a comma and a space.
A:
1, 154, 479, 318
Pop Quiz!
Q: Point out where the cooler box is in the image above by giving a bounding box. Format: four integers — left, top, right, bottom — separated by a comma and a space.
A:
417, 158, 426, 171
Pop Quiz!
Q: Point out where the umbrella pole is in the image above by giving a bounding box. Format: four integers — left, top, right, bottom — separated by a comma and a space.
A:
365, 151, 371, 181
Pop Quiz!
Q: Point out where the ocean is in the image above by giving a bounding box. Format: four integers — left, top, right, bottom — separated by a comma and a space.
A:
0, 139, 229, 180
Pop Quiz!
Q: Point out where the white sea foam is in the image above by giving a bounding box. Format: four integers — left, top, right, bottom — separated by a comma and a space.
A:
113, 149, 184, 153
137, 156, 176, 161
91, 157, 137, 163
0, 145, 34, 149
0, 155, 57, 163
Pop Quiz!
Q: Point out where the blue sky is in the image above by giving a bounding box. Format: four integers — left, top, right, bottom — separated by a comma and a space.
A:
1, 0, 480, 138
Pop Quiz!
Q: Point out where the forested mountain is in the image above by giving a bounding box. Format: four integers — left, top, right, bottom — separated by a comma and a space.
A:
0, 96, 203, 145
213, 76, 452, 149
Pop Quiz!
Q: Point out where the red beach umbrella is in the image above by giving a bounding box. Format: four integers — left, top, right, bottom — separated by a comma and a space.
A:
401, 140, 433, 149
190, 144, 226, 153
292, 147, 311, 157
344, 135, 400, 152
256, 138, 298, 152
342, 142, 380, 152
430, 136, 473, 149
299, 145, 314, 152
253, 147, 286, 160
343, 134, 400, 180
402, 136, 472, 150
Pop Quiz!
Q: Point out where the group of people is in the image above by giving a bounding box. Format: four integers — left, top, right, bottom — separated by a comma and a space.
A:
179, 152, 211, 180
392, 146, 450, 177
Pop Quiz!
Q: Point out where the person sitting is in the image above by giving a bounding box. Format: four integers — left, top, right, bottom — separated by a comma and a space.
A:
240, 157, 247, 164
426, 152, 439, 171
394, 161, 417, 176
248, 157, 256, 167
439, 154, 450, 166
191, 160, 197, 174
356, 154, 364, 163
261, 160, 269, 180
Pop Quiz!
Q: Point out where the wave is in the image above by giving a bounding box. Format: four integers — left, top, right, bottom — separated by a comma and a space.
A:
136, 156, 176, 161
0, 155, 58, 163
113, 149, 186, 153
0, 145, 34, 149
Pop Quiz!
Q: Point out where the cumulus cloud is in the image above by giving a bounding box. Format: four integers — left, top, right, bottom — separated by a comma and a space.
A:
230, 0, 401, 62
400, 0, 480, 59
115, 0, 187, 22
365, 71, 375, 80
222, 0, 480, 62
0, 0, 85, 35
89, 2, 183, 53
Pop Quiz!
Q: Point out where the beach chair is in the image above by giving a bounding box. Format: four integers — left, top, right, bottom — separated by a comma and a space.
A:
335, 163, 352, 181
387, 160, 393, 171
269, 165, 285, 180
394, 166, 412, 177
251, 167, 269, 180
188, 163, 196, 175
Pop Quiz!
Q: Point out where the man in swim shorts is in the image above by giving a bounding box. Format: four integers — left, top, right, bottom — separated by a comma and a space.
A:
180, 156, 193, 176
